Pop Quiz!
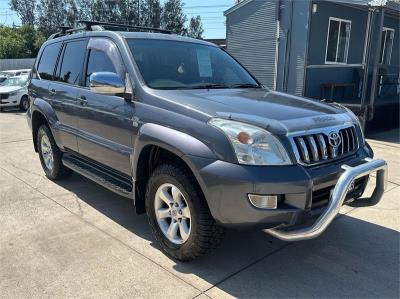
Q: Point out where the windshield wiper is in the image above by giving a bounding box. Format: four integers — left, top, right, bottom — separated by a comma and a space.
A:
230, 83, 261, 89
191, 83, 229, 89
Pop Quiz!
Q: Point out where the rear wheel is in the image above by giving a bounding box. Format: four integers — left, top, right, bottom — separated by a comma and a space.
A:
37, 125, 72, 180
146, 163, 224, 261
20, 96, 29, 111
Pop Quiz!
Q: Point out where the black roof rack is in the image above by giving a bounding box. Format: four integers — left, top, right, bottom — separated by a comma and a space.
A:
48, 20, 173, 40
79, 20, 173, 34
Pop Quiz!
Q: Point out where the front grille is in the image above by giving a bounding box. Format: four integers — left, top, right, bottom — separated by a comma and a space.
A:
292, 126, 358, 166
0, 93, 9, 100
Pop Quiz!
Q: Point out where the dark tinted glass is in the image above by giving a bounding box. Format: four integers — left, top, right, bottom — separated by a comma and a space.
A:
58, 40, 87, 85
326, 20, 339, 62
85, 50, 117, 86
127, 39, 259, 90
37, 42, 62, 81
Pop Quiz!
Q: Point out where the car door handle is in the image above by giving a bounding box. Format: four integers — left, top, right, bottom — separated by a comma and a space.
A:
79, 96, 88, 105
49, 89, 56, 96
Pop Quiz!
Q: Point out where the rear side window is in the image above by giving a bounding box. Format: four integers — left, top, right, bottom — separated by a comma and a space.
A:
37, 42, 62, 81
58, 40, 87, 85
85, 50, 116, 86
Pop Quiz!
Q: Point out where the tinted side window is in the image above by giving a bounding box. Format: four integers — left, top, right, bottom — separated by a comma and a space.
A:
37, 42, 62, 81
85, 50, 117, 86
58, 40, 87, 85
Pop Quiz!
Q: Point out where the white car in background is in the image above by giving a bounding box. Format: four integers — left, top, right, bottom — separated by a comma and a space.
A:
0, 76, 30, 112
0, 69, 31, 85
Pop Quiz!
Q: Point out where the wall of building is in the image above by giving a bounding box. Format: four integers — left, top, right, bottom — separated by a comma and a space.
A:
225, 0, 279, 89
304, 1, 369, 100
0, 59, 35, 72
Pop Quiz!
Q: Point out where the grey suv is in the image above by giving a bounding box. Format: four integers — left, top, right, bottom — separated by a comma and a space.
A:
27, 21, 387, 261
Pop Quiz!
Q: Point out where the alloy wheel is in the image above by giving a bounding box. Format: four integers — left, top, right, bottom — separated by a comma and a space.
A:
40, 135, 54, 170
154, 183, 192, 244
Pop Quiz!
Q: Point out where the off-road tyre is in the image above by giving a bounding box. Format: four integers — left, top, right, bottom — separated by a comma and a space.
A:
145, 163, 224, 261
37, 124, 72, 180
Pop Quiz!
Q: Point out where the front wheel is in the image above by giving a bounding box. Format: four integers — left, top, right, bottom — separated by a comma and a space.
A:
146, 163, 224, 261
19, 96, 29, 111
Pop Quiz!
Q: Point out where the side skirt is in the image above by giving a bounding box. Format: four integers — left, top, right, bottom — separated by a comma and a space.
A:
62, 152, 134, 199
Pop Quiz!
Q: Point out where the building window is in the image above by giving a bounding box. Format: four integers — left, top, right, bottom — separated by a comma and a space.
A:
380, 27, 395, 64
325, 17, 351, 64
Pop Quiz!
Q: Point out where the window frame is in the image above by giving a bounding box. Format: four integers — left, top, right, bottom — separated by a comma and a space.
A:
380, 27, 395, 64
325, 17, 352, 65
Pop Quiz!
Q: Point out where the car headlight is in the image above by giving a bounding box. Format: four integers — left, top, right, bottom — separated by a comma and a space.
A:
9, 91, 17, 96
209, 118, 292, 165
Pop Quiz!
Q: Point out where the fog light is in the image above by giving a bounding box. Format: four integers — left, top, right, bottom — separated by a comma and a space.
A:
248, 194, 278, 209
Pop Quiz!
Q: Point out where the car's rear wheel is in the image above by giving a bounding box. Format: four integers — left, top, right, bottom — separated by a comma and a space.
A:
37, 125, 72, 180
20, 96, 29, 111
145, 163, 224, 261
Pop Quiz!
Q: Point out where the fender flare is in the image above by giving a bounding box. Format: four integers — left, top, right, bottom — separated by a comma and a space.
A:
132, 123, 216, 175
31, 98, 62, 150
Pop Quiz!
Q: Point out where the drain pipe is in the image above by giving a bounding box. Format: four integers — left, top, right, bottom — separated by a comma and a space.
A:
368, 7, 385, 121
359, 8, 373, 131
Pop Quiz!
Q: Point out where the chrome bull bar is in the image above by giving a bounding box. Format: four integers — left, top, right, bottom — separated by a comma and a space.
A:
266, 158, 388, 241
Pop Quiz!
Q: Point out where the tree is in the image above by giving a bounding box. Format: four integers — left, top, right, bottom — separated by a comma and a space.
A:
141, 0, 162, 28
9, 0, 36, 26
161, 0, 186, 35
0, 25, 44, 59
186, 15, 203, 39
36, 0, 73, 37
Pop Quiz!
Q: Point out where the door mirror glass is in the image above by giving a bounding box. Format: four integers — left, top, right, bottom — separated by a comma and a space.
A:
89, 72, 125, 95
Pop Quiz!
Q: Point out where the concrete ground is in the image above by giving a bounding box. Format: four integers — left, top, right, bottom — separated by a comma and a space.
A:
0, 109, 399, 298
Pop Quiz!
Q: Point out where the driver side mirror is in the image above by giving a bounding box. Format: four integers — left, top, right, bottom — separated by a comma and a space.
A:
89, 72, 125, 95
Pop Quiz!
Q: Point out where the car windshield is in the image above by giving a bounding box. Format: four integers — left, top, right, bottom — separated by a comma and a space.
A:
2, 77, 28, 87
126, 39, 260, 90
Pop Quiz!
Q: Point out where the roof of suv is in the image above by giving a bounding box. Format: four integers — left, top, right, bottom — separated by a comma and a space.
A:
47, 30, 216, 48
120, 32, 216, 47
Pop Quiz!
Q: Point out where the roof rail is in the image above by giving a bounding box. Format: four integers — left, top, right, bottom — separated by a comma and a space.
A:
78, 20, 173, 34
47, 26, 88, 40
47, 20, 173, 40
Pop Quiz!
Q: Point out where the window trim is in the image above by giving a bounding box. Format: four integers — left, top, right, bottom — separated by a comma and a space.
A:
325, 17, 352, 65
380, 27, 395, 64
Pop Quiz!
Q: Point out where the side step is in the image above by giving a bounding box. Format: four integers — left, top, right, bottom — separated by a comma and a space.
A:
62, 153, 133, 199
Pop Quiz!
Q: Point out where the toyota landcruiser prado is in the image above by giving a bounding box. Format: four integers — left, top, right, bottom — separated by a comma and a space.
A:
27, 22, 387, 261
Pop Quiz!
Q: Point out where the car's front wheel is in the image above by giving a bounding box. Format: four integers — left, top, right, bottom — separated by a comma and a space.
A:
37, 125, 72, 180
146, 163, 224, 261
19, 96, 29, 111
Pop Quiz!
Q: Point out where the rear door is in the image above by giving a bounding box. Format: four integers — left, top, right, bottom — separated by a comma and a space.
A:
48, 39, 88, 152
76, 37, 134, 176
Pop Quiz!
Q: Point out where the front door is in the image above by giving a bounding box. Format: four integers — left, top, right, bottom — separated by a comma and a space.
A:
76, 38, 134, 176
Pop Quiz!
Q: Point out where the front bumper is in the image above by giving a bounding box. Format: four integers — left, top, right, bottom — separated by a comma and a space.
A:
187, 146, 387, 240
0, 93, 21, 107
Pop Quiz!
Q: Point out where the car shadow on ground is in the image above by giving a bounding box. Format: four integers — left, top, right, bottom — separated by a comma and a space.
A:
54, 174, 399, 298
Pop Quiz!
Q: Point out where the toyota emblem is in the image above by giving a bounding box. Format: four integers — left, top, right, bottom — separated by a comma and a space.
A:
328, 131, 342, 148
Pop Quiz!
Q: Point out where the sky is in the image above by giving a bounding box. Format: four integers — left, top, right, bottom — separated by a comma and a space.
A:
0, 0, 234, 39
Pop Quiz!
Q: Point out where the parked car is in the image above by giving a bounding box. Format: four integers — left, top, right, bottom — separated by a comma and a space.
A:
27, 22, 387, 261
0, 69, 31, 86
0, 76, 30, 111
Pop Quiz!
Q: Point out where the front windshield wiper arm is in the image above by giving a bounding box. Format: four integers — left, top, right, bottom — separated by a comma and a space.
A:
230, 83, 261, 89
191, 83, 229, 89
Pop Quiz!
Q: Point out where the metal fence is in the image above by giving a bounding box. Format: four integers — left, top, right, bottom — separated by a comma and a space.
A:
0, 59, 36, 71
